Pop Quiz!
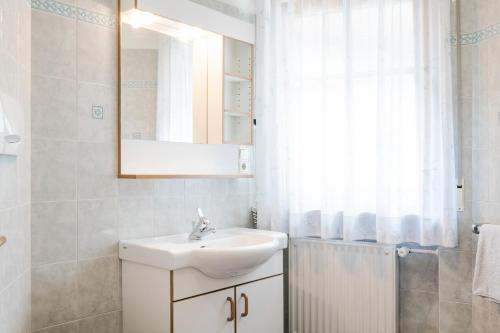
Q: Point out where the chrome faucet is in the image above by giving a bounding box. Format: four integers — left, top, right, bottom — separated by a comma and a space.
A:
189, 208, 216, 240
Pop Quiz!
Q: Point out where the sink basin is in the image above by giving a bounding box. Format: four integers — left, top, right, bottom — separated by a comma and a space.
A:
119, 228, 288, 278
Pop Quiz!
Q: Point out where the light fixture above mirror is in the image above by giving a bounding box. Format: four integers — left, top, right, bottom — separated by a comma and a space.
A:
122, 8, 214, 41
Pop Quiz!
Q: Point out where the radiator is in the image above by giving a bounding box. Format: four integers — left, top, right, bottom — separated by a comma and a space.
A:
289, 238, 398, 333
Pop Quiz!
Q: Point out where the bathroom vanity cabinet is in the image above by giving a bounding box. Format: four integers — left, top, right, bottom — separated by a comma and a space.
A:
174, 275, 283, 333
121, 250, 284, 333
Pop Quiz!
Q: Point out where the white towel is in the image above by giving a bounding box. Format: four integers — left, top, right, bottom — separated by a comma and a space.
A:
472, 224, 500, 303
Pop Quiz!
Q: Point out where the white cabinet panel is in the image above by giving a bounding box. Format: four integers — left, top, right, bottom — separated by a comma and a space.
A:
236, 276, 284, 333
173, 288, 235, 333
173, 252, 283, 301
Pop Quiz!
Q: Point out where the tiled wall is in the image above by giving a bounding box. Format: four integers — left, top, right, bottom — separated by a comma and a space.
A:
30, 1, 255, 332
467, 0, 500, 331
400, 0, 500, 332
0, 0, 32, 332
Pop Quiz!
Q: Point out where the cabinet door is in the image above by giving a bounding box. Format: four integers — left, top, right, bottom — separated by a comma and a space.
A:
236, 275, 284, 333
173, 288, 235, 333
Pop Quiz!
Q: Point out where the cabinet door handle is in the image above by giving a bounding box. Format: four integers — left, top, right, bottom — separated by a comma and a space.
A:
241, 293, 249, 317
226, 297, 235, 322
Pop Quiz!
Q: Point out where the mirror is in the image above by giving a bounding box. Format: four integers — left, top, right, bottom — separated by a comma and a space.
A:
121, 27, 195, 143
121, 12, 214, 144
120, 6, 253, 145
118, 0, 254, 177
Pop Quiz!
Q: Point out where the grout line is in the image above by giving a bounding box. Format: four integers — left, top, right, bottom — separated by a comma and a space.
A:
75, 8, 81, 265
31, 199, 78, 205
0, 268, 31, 297
439, 299, 472, 305
32, 254, 119, 270
32, 73, 115, 89
0, 202, 31, 213
31, 309, 122, 332
400, 288, 440, 296
31, 73, 77, 83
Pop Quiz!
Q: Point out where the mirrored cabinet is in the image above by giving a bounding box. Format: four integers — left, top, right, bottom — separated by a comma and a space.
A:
118, 0, 254, 178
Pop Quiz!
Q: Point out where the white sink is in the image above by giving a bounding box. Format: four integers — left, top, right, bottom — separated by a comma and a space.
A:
119, 228, 288, 278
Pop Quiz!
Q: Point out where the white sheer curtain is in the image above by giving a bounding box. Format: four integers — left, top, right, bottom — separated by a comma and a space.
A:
156, 36, 193, 142
256, 0, 457, 247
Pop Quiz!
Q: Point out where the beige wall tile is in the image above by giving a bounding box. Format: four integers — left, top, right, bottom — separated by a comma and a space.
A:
154, 196, 186, 235
77, 82, 116, 143
0, 272, 31, 333
155, 179, 185, 197
77, 198, 118, 259
440, 301, 472, 333
118, 196, 155, 239
32, 262, 79, 330
32, 10, 76, 79
32, 75, 77, 140
33, 322, 78, 333
32, 139, 77, 202
32, 201, 77, 266
2, 205, 30, 286
399, 253, 439, 293
118, 179, 155, 197
400, 290, 439, 333
77, 257, 121, 318
439, 249, 473, 303
77, 21, 116, 85
77, 142, 117, 199
77, 311, 121, 333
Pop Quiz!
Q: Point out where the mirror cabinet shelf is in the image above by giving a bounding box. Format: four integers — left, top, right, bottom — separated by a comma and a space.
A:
223, 37, 253, 146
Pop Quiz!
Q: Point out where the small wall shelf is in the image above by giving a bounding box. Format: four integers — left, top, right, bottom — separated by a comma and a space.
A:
223, 37, 253, 145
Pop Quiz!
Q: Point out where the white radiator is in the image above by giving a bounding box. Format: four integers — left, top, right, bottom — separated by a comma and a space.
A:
290, 238, 398, 333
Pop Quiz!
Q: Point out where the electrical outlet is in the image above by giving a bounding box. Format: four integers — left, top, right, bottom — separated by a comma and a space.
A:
239, 147, 250, 174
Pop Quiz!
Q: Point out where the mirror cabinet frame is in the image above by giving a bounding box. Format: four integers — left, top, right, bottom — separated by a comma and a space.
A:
116, 0, 255, 179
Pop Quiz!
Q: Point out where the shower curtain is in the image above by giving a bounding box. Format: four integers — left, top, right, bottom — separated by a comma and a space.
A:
255, 0, 458, 247
156, 36, 193, 142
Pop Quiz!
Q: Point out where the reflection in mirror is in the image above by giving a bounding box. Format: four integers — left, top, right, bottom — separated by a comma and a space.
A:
120, 9, 215, 143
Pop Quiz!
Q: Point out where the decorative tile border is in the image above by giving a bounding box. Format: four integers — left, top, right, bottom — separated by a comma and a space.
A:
77, 7, 116, 27
121, 80, 158, 89
32, 0, 253, 27
31, 0, 116, 28
37, 0, 500, 45
452, 22, 500, 45
188, 0, 255, 24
